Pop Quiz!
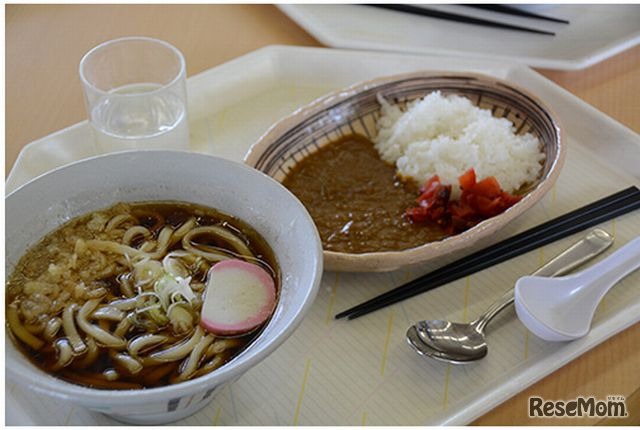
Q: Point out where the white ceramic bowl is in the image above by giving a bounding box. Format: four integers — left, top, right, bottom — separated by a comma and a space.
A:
246, 71, 564, 272
5, 150, 323, 424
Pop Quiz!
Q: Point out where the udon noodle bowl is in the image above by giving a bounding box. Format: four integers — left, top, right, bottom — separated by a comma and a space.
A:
6, 201, 279, 390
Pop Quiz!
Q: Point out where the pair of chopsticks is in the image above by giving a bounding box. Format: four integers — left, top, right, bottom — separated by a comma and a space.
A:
336, 186, 640, 320
367, 4, 569, 36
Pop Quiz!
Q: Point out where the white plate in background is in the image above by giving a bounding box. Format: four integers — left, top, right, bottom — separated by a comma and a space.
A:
279, 4, 640, 70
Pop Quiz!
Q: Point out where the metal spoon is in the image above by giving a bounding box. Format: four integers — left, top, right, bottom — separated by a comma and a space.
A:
406, 325, 478, 364
406, 229, 614, 363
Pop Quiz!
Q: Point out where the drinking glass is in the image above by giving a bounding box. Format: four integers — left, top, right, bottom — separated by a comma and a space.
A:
79, 37, 189, 153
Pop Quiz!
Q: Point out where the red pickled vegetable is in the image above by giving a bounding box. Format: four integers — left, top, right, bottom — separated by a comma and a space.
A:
406, 168, 523, 233
417, 175, 442, 202
471, 176, 501, 198
458, 168, 476, 191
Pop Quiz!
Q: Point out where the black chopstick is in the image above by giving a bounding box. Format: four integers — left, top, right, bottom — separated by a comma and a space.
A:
336, 186, 640, 320
344, 195, 640, 320
338, 187, 640, 319
366, 4, 555, 36
462, 5, 570, 24
336, 186, 639, 319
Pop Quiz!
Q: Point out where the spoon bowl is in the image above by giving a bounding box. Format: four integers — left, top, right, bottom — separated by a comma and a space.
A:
415, 320, 487, 358
406, 326, 483, 364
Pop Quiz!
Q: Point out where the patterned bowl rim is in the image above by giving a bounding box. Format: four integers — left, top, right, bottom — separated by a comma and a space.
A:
245, 71, 566, 272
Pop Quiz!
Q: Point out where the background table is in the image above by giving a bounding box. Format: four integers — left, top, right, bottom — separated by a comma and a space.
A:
5, 4, 640, 425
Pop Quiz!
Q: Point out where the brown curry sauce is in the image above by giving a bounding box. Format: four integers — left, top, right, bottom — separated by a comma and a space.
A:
282, 134, 447, 253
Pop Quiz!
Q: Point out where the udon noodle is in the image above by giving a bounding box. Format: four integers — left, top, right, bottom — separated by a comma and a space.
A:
6, 201, 279, 389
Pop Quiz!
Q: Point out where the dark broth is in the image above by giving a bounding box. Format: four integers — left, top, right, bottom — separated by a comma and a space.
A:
282, 134, 447, 253
6, 201, 279, 389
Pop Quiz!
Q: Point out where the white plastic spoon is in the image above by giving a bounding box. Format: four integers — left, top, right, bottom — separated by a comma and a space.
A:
515, 236, 640, 341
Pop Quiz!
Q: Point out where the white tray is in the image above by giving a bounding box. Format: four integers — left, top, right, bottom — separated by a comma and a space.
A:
278, 4, 640, 70
6, 46, 640, 425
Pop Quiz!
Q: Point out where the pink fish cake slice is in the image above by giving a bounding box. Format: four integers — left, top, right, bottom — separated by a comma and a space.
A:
200, 259, 276, 336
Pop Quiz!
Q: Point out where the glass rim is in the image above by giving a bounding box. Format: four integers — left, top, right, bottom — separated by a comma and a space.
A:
79, 36, 186, 98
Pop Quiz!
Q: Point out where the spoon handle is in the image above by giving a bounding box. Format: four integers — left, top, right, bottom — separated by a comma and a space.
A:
473, 229, 614, 331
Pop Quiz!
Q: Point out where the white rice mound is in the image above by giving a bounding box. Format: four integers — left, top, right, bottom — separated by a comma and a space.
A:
374, 91, 545, 194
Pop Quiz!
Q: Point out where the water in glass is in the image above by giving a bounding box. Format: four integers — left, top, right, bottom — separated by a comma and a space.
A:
90, 83, 189, 152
